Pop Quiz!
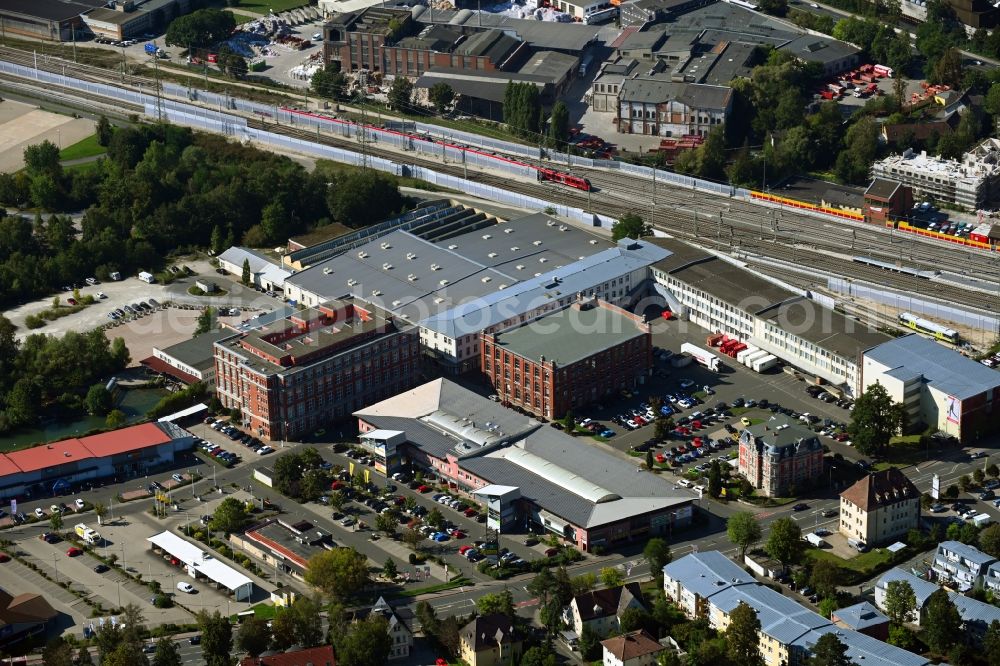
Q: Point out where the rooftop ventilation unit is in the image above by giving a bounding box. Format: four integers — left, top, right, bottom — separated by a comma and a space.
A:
392, 300, 401, 307
499, 284, 508, 290
323, 267, 333, 275
589, 239, 598, 245
510, 246, 519, 252
515, 264, 525, 270
448, 244, 458, 250
347, 279, 358, 286
539, 258, 548, 263
488, 252, 498, 258
504, 228, 514, 234
547, 220, 556, 226
434, 297, 445, 304
558, 225, 567, 231
382, 263, 393, 270
371, 289, 382, 296
430, 263, 441, 271
481, 276, 492, 283
534, 273, 542, 277
406, 252, 417, 260
482, 234, 491, 239
358, 251, 368, 259
407, 274, 417, 281
380, 242, 391, 250
439, 279, 449, 286
533, 240, 542, 246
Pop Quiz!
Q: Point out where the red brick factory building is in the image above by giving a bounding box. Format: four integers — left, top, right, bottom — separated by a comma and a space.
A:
480, 298, 652, 419
214, 298, 420, 441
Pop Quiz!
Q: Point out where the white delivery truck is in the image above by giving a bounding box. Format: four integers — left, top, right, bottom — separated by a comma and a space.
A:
74, 523, 102, 545
736, 346, 759, 365
743, 350, 768, 368
138, 271, 155, 284
752, 354, 779, 373
974, 513, 993, 528
680, 343, 720, 372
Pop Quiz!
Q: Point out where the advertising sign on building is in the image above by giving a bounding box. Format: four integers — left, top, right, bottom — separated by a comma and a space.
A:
946, 395, 961, 425
932, 474, 940, 500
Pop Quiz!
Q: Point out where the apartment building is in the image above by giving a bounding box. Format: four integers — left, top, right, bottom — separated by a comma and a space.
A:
213, 298, 420, 441
931, 541, 997, 592
664, 552, 929, 666
738, 415, 824, 497
617, 76, 733, 137
480, 298, 652, 419
839, 468, 920, 547
870, 140, 1000, 211
459, 614, 522, 666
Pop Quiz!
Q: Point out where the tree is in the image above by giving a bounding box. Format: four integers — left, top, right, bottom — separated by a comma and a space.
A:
476, 588, 515, 617
241, 258, 251, 285
151, 637, 181, 666
195, 307, 215, 335
766, 517, 802, 569
402, 528, 423, 549
383, 557, 398, 579
210, 497, 248, 534
49, 512, 63, 531
974, 468, 986, 486
105, 409, 126, 429
312, 64, 347, 100
42, 638, 74, 666
654, 415, 674, 441
415, 601, 439, 638
945, 484, 960, 499
24, 141, 62, 179
304, 547, 369, 600
980, 525, 1000, 558
548, 101, 570, 148
578, 623, 600, 660
600, 566, 624, 588
725, 602, 764, 666
758, 0, 788, 14
375, 511, 399, 536
848, 383, 906, 456
85, 383, 114, 416
426, 508, 444, 528
521, 644, 558, 666
959, 475, 972, 492
165, 9, 236, 49
810, 559, 840, 599
94, 501, 107, 525
336, 615, 391, 666
388, 76, 414, 112
197, 610, 232, 666
428, 82, 454, 114
932, 47, 963, 88
988, 463, 999, 479
287, 595, 324, 647
571, 572, 597, 596
806, 632, 852, 666
923, 588, 962, 653
611, 212, 651, 242
76, 647, 95, 666
643, 538, 672, 579
984, 620, 1000, 666
96, 116, 114, 147
324, 170, 404, 228
620, 607, 648, 633
727, 511, 763, 559
646, 448, 655, 470
883, 580, 916, 626
235, 618, 270, 657
503, 81, 542, 139
708, 460, 723, 498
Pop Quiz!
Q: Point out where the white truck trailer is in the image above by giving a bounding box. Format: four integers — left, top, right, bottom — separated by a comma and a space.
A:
680, 343, 720, 372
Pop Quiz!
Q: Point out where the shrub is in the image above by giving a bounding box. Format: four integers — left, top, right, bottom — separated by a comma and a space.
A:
25, 315, 44, 329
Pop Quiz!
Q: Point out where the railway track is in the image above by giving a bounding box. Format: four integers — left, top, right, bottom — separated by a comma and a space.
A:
1, 47, 997, 317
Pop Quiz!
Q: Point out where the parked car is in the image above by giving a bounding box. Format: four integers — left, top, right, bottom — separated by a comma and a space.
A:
66, 547, 83, 557
793, 503, 809, 512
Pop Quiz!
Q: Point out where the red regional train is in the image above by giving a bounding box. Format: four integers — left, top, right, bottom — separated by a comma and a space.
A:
280, 107, 592, 192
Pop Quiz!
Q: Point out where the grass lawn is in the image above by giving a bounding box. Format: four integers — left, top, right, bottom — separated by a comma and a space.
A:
805, 546, 896, 575
59, 134, 105, 161
63, 161, 103, 175
393, 576, 472, 598
229, 11, 258, 23
234, 0, 309, 12
249, 603, 278, 620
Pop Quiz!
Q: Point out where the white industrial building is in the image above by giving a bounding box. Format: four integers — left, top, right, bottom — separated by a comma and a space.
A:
870, 139, 1000, 210
649, 239, 891, 396
217, 247, 293, 291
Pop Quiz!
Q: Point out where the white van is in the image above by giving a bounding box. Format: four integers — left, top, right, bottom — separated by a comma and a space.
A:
847, 537, 868, 552
804, 533, 826, 548
138, 271, 155, 284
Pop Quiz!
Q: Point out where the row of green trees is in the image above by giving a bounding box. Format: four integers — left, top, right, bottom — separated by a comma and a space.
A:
0, 123, 406, 309
0, 315, 129, 433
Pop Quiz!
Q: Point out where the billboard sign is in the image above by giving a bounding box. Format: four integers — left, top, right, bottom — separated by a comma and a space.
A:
932, 474, 940, 500
946, 395, 961, 425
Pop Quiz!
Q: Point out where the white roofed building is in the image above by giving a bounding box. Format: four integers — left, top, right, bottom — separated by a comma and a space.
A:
147, 531, 254, 601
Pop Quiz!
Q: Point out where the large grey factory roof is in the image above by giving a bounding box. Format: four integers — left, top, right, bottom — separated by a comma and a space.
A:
286, 213, 611, 322
420, 238, 670, 338
6, 0, 103, 21
778, 34, 861, 66
757, 296, 892, 361
619, 77, 733, 110
356, 379, 691, 529
490, 302, 647, 367
434, 10, 601, 51
157, 329, 232, 372
864, 334, 1000, 400
661, 253, 794, 313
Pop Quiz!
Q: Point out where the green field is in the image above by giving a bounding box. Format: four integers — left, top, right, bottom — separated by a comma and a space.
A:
59, 134, 105, 161
229, 11, 257, 24
234, 0, 309, 12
